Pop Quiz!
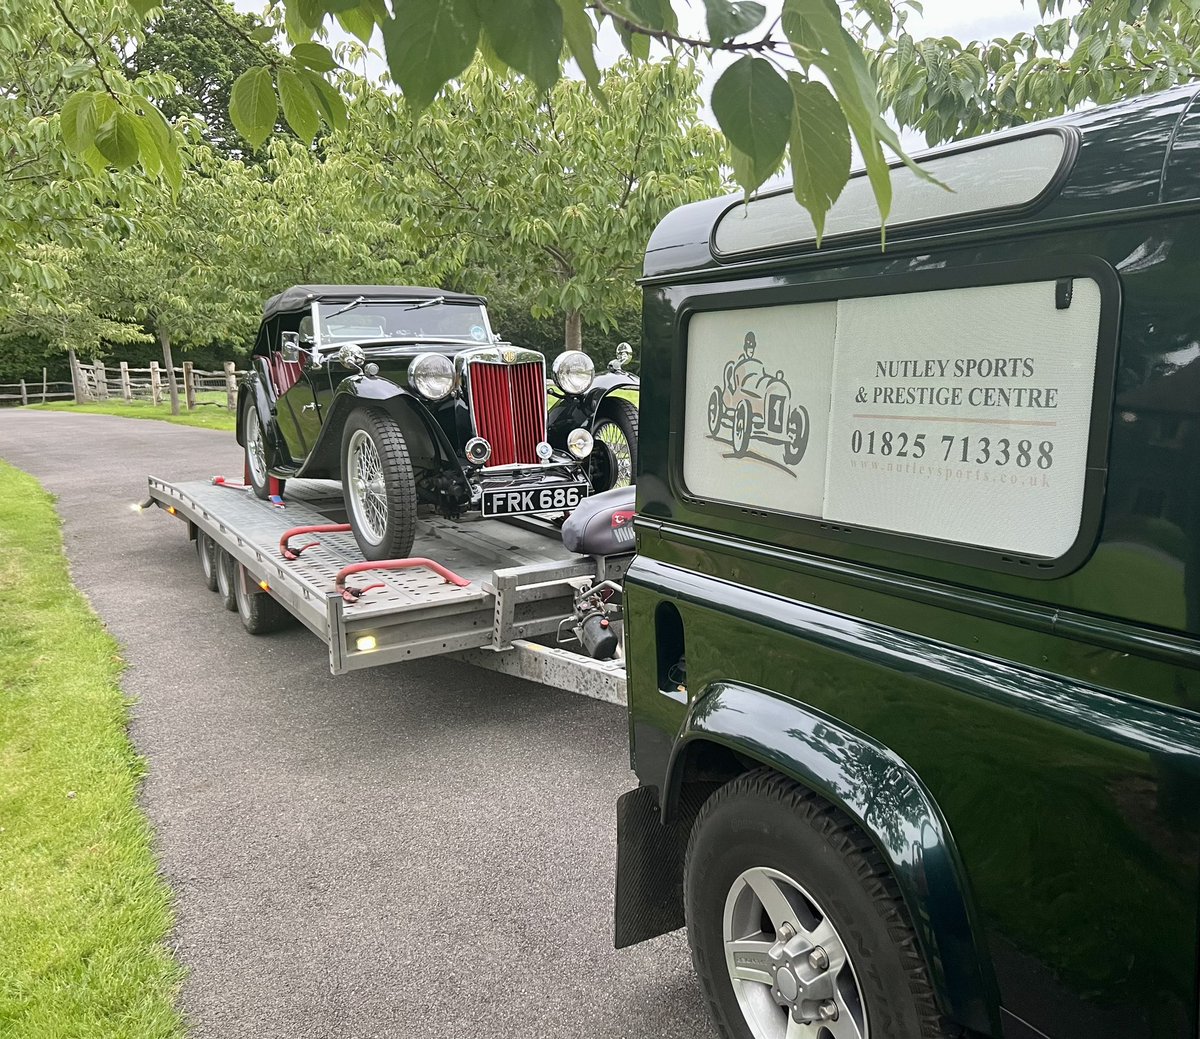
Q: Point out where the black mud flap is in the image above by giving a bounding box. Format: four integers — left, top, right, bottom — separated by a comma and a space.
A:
614, 783, 717, 949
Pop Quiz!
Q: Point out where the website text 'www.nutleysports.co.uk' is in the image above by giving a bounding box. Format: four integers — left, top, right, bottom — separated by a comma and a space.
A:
849, 458, 1052, 488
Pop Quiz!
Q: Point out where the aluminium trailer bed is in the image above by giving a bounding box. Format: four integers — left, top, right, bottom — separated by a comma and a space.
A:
145, 476, 628, 704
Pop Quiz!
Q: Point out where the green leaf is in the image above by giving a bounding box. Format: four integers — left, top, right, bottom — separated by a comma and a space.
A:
284, 2, 315, 44
230, 66, 278, 149
383, 0, 481, 111
711, 56, 793, 184
788, 76, 850, 244
291, 42, 339, 72
335, 5, 377, 43
557, 0, 603, 98
300, 69, 348, 131
278, 68, 320, 143
703, 0, 766, 43
60, 91, 98, 154
249, 25, 275, 42
129, 115, 162, 178
480, 0, 563, 91
127, 0, 159, 16
729, 143, 783, 197
94, 110, 141, 169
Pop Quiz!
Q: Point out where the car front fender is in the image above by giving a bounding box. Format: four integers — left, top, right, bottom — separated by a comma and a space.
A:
547, 372, 639, 445
236, 369, 285, 464
667, 682, 999, 1037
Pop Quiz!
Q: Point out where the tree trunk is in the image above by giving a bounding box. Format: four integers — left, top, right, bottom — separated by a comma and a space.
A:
564, 309, 582, 352
159, 326, 181, 416
67, 348, 84, 404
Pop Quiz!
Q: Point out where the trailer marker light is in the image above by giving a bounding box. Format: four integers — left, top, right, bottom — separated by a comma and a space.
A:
130, 503, 143, 512
356, 635, 378, 652
166, 506, 177, 515
258, 580, 270, 592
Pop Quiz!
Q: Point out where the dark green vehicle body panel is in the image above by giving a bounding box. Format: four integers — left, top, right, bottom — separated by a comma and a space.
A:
624, 85, 1200, 1039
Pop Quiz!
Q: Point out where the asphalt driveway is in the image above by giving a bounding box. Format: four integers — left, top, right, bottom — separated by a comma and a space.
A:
0, 410, 713, 1039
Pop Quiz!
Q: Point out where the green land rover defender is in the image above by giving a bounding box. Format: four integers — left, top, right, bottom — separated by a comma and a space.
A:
615, 83, 1200, 1039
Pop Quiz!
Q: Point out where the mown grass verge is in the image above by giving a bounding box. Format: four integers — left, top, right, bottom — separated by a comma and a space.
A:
28, 395, 236, 432
0, 460, 184, 1038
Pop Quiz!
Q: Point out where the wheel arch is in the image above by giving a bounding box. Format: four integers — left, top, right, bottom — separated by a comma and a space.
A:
666, 681, 1001, 1037
305, 382, 462, 480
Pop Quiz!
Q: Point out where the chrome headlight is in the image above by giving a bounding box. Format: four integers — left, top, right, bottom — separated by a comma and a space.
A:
567, 427, 594, 459
409, 353, 455, 400
552, 351, 594, 395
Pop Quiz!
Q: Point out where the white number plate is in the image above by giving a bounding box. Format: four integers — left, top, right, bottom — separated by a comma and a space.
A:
481, 483, 588, 517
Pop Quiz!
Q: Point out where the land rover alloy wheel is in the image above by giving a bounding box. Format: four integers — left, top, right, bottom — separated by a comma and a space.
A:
340, 409, 417, 561
685, 770, 955, 1039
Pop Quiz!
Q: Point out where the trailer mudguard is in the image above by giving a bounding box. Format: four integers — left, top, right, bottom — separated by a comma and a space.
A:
666, 683, 999, 1036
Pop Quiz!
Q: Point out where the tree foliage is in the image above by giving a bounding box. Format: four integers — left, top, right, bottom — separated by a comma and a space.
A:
346, 59, 721, 348
861, 0, 1200, 145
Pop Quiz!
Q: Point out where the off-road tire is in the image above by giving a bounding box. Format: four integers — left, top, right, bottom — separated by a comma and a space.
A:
593, 397, 639, 490
341, 408, 417, 561
215, 546, 237, 611
732, 400, 753, 457
196, 529, 218, 592
685, 768, 960, 1039
234, 562, 294, 635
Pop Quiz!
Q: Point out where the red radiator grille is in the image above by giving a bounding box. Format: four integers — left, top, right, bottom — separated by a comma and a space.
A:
468, 360, 546, 466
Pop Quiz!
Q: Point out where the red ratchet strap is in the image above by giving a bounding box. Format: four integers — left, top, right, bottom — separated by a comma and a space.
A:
335, 558, 471, 604
279, 523, 352, 561
212, 475, 250, 490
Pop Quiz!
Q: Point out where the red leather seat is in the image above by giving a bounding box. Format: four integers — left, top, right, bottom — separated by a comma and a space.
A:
269, 351, 303, 395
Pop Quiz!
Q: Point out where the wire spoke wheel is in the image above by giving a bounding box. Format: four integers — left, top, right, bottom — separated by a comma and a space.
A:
246, 406, 268, 486
724, 867, 867, 1039
592, 398, 638, 491
347, 429, 388, 544
596, 420, 633, 488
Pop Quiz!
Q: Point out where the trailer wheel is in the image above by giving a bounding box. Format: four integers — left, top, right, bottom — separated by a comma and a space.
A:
234, 563, 293, 634
196, 530, 218, 592
215, 547, 238, 611
685, 769, 957, 1039
341, 409, 417, 561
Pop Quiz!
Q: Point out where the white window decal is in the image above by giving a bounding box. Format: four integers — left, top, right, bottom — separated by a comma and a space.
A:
713, 133, 1069, 256
684, 278, 1102, 559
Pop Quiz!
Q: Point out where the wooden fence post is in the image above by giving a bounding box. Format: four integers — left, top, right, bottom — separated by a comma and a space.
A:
150, 362, 161, 405
19, 379, 27, 406
119, 361, 132, 402
68, 349, 85, 403
94, 358, 109, 400
183, 360, 195, 410
41, 367, 47, 404
224, 361, 237, 411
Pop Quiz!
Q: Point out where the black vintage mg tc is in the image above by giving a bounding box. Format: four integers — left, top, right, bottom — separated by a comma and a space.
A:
236, 284, 639, 560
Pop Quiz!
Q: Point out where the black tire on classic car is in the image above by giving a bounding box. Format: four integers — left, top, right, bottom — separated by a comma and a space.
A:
340, 408, 417, 561
242, 396, 277, 501
685, 768, 957, 1039
732, 400, 753, 457
593, 397, 639, 490
783, 405, 810, 466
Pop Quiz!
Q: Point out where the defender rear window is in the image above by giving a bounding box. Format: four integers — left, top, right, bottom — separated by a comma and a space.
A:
712, 131, 1072, 257
682, 277, 1104, 561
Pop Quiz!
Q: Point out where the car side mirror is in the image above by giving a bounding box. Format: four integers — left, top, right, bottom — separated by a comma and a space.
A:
280, 331, 302, 363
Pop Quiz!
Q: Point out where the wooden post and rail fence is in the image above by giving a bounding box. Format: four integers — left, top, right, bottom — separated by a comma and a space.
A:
0, 357, 246, 410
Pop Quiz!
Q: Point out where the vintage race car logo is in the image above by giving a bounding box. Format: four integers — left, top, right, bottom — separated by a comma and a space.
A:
707, 330, 811, 470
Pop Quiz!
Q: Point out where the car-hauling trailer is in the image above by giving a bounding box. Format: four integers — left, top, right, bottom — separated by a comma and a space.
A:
144, 475, 629, 704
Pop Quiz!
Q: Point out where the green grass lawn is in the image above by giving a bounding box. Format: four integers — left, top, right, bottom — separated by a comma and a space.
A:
29, 393, 236, 432
0, 461, 184, 1038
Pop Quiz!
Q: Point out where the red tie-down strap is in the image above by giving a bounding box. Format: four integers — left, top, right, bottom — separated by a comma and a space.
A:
279, 523, 352, 561
335, 559, 471, 604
